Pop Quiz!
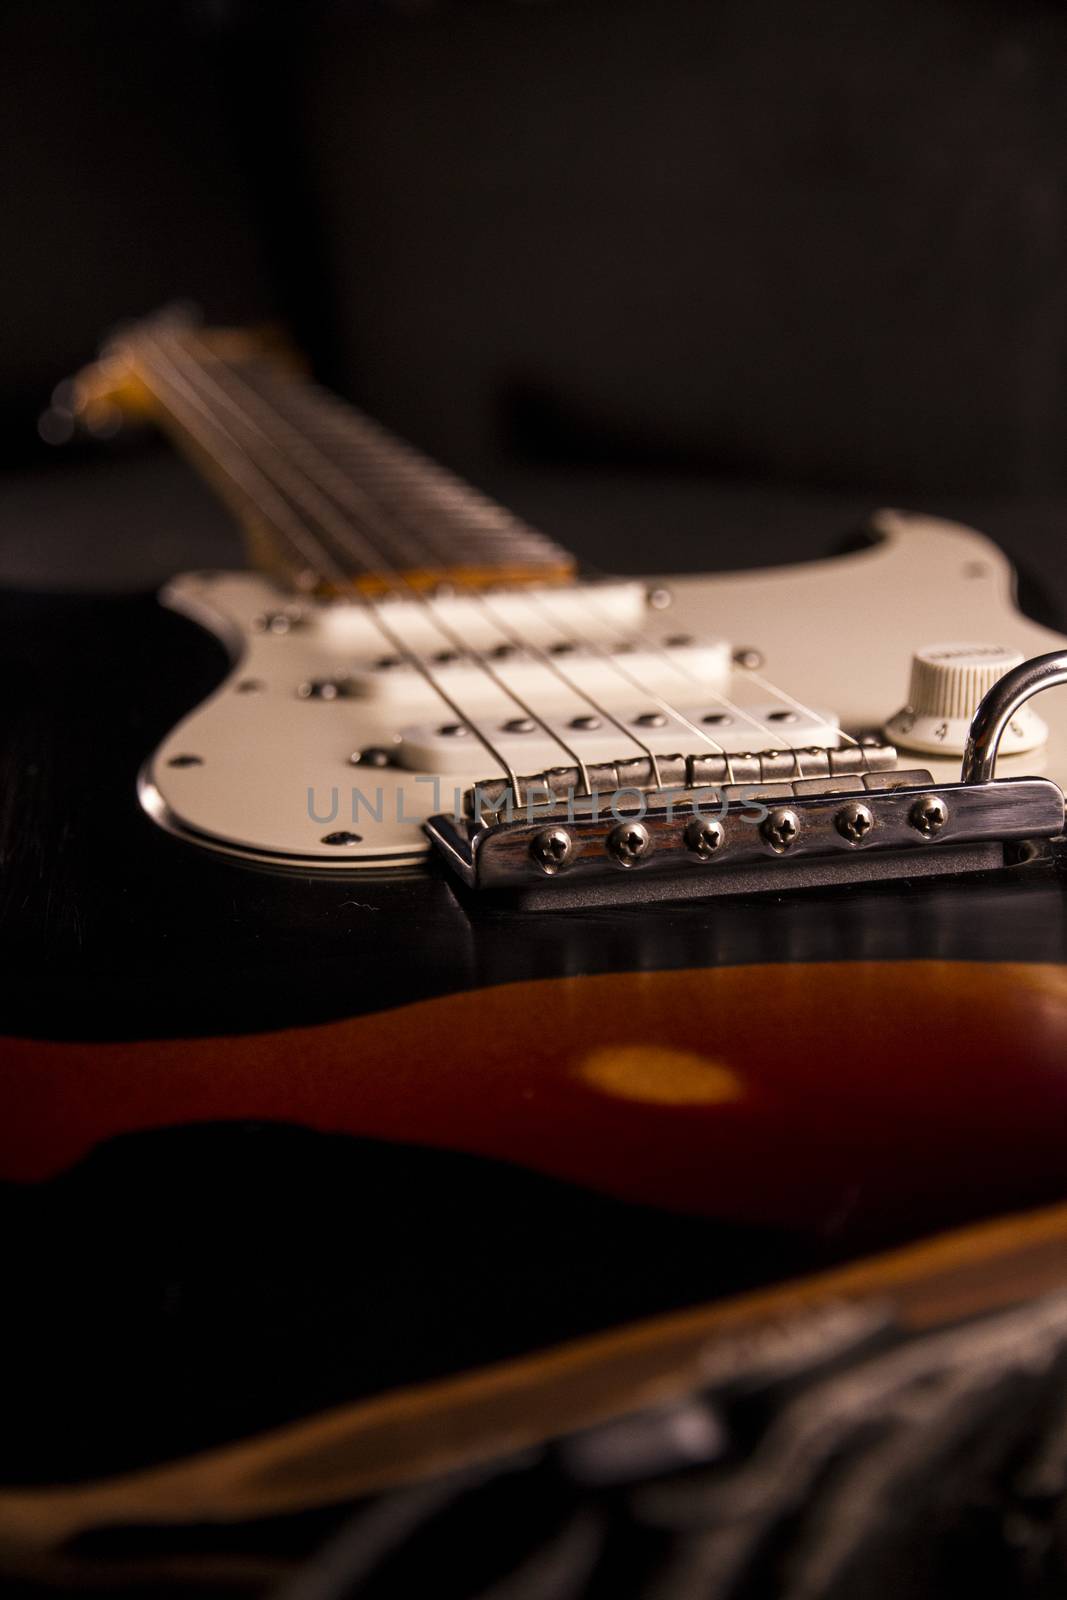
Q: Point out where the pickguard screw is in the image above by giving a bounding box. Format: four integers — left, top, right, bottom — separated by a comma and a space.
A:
167, 753, 203, 767
322, 830, 362, 846
570, 714, 602, 731
647, 586, 672, 610
607, 820, 653, 868
504, 718, 536, 734
761, 807, 800, 853
685, 817, 725, 859
255, 609, 305, 634
530, 827, 574, 875
299, 679, 349, 700
634, 711, 668, 728
349, 747, 394, 768
438, 723, 469, 737
910, 795, 948, 836
835, 800, 874, 844
734, 647, 764, 670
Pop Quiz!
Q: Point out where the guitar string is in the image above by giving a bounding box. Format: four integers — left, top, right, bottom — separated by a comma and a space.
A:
216, 358, 820, 787
733, 660, 872, 768
520, 587, 765, 781
230, 367, 743, 787
157, 329, 608, 794
182, 334, 718, 794
193, 343, 755, 791
549, 588, 812, 778
141, 323, 862, 803
151, 330, 649, 798
130, 333, 527, 796
187, 340, 689, 793
571, 561, 872, 771
572, 581, 872, 777
241, 361, 821, 783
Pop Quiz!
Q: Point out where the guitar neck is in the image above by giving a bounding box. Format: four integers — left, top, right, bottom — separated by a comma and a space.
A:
77, 316, 576, 596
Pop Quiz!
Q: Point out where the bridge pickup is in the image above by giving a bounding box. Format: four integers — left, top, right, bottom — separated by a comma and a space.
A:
426, 775, 1066, 904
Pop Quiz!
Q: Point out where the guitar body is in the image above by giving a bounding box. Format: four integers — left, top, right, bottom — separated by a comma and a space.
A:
5, 326, 1067, 1585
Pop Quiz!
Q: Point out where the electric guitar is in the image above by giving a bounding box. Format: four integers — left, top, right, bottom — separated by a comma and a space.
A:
4, 310, 1067, 1591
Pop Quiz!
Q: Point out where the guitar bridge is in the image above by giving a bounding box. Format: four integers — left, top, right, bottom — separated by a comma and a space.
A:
426, 752, 1065, 907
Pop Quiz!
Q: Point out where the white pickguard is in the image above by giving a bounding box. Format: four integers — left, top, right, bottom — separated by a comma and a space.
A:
139, 510, 1067, 869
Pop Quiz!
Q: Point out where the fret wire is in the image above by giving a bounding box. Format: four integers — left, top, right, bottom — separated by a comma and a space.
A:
132, 332, 523, 794
134, 318, 864, 803
201, 340, 680, 793
197, 339, 831, 788
167, 331, 590, 789
197, 343, 739, 789
222, 364, 565, 571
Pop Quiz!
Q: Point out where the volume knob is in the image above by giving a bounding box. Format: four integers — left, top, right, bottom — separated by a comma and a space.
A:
884, 643, 1048, 757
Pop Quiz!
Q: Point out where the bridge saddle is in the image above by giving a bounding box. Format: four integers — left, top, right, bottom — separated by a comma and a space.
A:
426, 745, 1065, 906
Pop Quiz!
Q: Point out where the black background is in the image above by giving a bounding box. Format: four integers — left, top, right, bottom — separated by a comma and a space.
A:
6, 7, 1067, 1576
3, 0, 1067, 609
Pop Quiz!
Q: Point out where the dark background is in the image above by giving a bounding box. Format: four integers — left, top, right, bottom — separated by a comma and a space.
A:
6, 10, 1067, 1588
2, 0, 1067, 609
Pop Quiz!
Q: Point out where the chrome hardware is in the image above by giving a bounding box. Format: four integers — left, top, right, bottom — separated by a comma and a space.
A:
733, 647, 764, 669
685, 817, 725, 859
438, 722, 469, 737
321, 830, 363, 846
530, 827, 574, 875
761, 808, 800, 853
426, 774, 1065, 901
607, 820, 653, 868
464, 743, 897, 822
910, 795, 948, 836
254, 608, 306, 634
503, 718, 536, 734
298, 678, 354, 700
962, 650, 1067, 783
349, 747, 395, 769
835, 800, 874, 844
646, 586, 672, 609
403, 697, 837, 779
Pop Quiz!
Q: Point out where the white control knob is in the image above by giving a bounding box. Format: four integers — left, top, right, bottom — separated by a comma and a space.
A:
884, 643, 1047, 757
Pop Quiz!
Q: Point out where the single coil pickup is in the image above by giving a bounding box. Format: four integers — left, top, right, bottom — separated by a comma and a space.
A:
466, 741, 897, 820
